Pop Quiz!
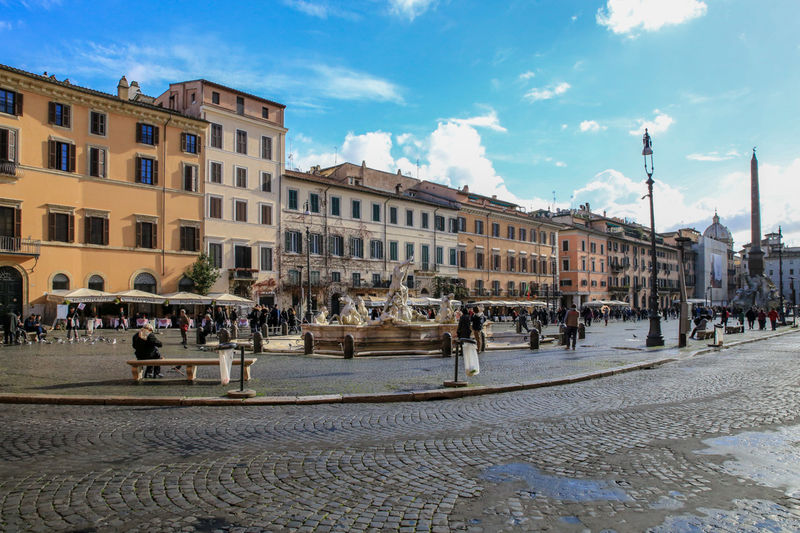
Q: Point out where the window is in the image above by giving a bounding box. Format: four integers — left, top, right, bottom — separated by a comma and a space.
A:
0, 127, 17, 163
52, 273, 69, 290
330, 196, 341, 216
531, 258, 537, 273
209, 242, 222, 268
492, 280, 501, 296
492, 254, 501, 271
209, 196, 222, 219
405, 242, 414, 260
351, 200, 361, 219
372, 203, 381, 222
0, 88, 22, 115
492, 223, 500, 237
236, 96, 244, 115
209, 161, 222, 183
331, 271, 341, 282
311, 271, 320, 285
581, 240, 586, 252
181, 133, 200, 154
285, 230, 302, 253
421, 212, 429, 229
90, 111, 106, 136
183, 164, 198, 192
476, 251, 484, 269
212, 91, 220, 105
372, 273, 382, 287
234, 200, 247, 222
135, 156, 157, 184
48, 102, 71, 127
84, 215, 108, 245
261, 172, 272, 192
520, 228, 527, 241
389, 206, 398, 224
288, 189, 298, 210
406, 209, 413, 227
309, 193, 320, 213
191, 92, 196, 104
531, 230, 537, 243
550, 232, 556, 246
260, 247, 273, 271
475, 220, 484, 235
180, 226, 200, 251
234, 245, 252, 269
210, 124, 222, 149
350, 237, 364, 258
352, 272, 361, 287
87, 275, 104, 291
88, 147, 106, 178
459, 250, 467, 268
541, 231, 547, 243
563, 259, 569, 271
436, 246, 443, 265
421, 244, 430, 269
370, 239, 384, 259
590, 242, 596, 253
235, 167, 247, 188
48, 140, 75, 172
600, 244, 604, 255
136, 220, 157, 249
520, 256, 527, 272
508, 226, 515, 240
563, 240, 569, 251
310, 233, 322, 254
288, 269, 300, 285
235, 129, 247, 154
329, 235, 343, 256
435, 215, 445, 232
260, 204, 273, 225
136, 123, 158, 145
389, 241, 398, 261
449, 248, 457, 266
541, 260, 547, 275
448, 218, 458, 233
508, 255, 515, 272
262, 106, 269, 119
261, 136, 272, 160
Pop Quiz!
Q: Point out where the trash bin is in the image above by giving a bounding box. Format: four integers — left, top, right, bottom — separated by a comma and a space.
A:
713, 324, 724, 346
215, 342, 237, 385
462, 339, 480, 376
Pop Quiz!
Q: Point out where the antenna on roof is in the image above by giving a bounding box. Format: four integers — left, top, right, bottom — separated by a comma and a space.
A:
552, 190, 556, 211
334, 146, 338, 165
288, 138, 294, 170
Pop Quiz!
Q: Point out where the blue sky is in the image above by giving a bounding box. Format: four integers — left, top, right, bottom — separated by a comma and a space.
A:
3, 0, 800, 247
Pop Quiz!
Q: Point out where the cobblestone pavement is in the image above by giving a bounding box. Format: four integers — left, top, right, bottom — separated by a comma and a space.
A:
0, 319, 787, 398
1, 331, 799, 531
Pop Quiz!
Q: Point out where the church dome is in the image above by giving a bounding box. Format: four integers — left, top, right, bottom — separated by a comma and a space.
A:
703, 212, 733, 245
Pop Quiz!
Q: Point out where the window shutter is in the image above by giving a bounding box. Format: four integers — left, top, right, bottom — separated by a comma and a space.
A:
136, 123, 142, 143
48, 212, 55, 240
68, 214, 74, 242
135, 157, 141, 183
63, 105, 71, 128
152, 223, 157, 248
84, 216, 91, 243
48, 102, 55, 124
103, 217, 109, 246
68, 143, 76, 172
7, 129, 16, 162
13, 208, 21, 239
194, 227, 200, 252
285, 231, 291, 251
180, 133, 186, 152
14, 93, 22, 115
179, 227, 186, 251
48, 140, 56, 169
153, 160, 158, 185
153, 127, 159, 145
191, 166, 197, 192
136, 221, 142, 247
197, 136, 201, 153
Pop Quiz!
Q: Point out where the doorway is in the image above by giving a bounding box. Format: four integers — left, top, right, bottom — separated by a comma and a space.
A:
0, 266, 23, 315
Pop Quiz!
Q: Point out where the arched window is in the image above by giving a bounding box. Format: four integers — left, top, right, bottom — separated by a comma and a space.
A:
133, 272, 157, 294
178, 276, 194, 292
88, 275, 105, 291
52, 273, 69, 290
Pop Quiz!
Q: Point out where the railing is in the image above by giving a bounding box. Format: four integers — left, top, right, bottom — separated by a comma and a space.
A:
230, 267, 258, 280
0, 236, 41, 256
0, 161, 17, 177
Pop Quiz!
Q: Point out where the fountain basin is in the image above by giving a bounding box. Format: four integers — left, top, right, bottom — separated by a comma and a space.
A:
302, 322, 457, 358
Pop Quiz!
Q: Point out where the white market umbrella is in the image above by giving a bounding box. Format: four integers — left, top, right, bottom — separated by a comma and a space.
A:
161, 291, 213, 306
114, 289, 165, 304
208, 292, 255, 305
46, 288, 114, 303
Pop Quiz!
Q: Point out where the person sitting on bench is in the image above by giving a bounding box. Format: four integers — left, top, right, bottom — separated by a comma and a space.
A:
132, 323, 163, 378
689, 315, 709, 339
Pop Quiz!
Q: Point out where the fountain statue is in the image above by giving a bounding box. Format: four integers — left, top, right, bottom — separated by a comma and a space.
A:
339, 295, 364, 325
314, 306, 329, 325
435, 293, 456, 324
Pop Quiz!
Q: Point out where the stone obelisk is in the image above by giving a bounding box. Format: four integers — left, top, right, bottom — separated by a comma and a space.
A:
748, 149, 764, 276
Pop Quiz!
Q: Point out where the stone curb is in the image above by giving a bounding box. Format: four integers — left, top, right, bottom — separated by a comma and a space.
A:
0, 328, 794, 407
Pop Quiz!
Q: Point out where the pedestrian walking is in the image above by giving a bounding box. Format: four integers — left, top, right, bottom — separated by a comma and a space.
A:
177, 309, 190, 348
3, 309, 18, 345
564, 304, 579, 350
471, 306, 485, 353
757, 309, 767, 330
768, 308, 779, 330
132, 323, 163, 378
745, 307, 756, 330
66, 306, 80, 341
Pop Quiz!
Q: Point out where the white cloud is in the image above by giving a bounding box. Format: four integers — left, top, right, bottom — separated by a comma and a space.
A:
389, 0, 436, 20
686, 150, 741, 162
311, 65, 404, 103
448, 109, 507, 132
0, 21, 12, 30
628, 110, 674, 136
597, 0, 707, 36
519, 70, 536, 80
561, 124, 568, 130
524, 81, 571, 102
579, 120, 606, 133
555, 161, 567, 168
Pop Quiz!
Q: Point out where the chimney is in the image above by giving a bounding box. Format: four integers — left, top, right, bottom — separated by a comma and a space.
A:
361, 160, 366, 178
395, 183, 403, 194
129, 80, 141, 99
585, 202, 590, 213
462, 185, 469, 193
492, 195, 497, 200
117, 76, 130, 100
397, 169, 402, 176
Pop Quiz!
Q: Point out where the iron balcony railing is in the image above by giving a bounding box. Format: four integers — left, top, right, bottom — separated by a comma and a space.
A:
0, 161, 17, 177
0, 236, 41, 256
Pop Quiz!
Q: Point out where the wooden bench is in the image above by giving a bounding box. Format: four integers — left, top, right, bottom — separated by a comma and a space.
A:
126, 358, 257, 382
694, 330, 714, 340
725, 325, 744, 334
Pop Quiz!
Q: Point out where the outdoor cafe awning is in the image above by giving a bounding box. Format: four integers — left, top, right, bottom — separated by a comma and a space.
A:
113, 289, 165, 304
46, 288, 114, 303
474, 300, 547, 308
208, 292, 255, 305
161, 291, 214, 306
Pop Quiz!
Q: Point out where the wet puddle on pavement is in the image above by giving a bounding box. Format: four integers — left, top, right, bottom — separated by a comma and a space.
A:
482, 463, 631, 502
695, 424, 800, 498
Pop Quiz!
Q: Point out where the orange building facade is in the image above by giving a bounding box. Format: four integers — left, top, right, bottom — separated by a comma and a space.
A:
0, 65, 207, 317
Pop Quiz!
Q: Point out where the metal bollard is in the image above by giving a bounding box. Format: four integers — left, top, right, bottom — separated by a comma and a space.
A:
559, 324, 567, 346
252, 330, 263, 354
578, 323, 586, 340
529, 328, 540, 350
304, 331, 314, 355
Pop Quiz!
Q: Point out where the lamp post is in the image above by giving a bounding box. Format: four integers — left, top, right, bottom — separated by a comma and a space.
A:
642, 129, 664, 346
303, 201, 313, 324
675, 236, 691, 347
777, 226, 785, 324
790, 276, 797, 325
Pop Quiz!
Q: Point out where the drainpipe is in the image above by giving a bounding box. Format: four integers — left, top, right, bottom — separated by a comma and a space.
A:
162, 115, 172, 280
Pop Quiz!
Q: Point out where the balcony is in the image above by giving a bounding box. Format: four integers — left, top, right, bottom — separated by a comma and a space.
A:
610, 262, 624, 272
608, 285, 630, 293
0, 236, 41, 257
230, 267, 258, 280
0, 161, 17, 177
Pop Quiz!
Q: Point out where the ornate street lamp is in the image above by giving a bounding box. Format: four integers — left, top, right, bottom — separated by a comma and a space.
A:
303, 201, 313, 324
642, 129, 664, 346
675, 236, 691, 347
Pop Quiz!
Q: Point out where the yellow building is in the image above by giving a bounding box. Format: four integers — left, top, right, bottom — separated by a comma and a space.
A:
0, 64, 207, 318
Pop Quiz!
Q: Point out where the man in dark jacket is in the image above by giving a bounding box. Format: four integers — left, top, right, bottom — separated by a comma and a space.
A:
457, 308, 472, 340
470, 306, 485, 353
4, 309, 18, 345
132, 323, 163, 378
